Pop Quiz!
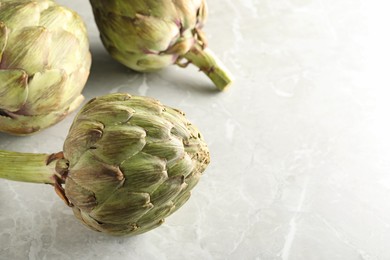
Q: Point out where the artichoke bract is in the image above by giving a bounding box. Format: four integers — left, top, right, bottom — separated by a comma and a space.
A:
89, 0, 232, 91
0, 0, 91, 135
0, 93, 210, 236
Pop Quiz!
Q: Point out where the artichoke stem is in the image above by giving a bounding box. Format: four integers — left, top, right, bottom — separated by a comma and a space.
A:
0, 150, 61, 185
181, 42, 233, 91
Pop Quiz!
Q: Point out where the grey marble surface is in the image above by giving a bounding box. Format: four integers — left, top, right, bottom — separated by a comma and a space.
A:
1, 0, 390, 259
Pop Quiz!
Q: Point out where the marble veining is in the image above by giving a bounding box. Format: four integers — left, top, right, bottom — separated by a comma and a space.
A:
1, 0, 390, 259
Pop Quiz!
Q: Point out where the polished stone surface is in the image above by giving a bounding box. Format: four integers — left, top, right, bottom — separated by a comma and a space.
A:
1, 0, 390, 259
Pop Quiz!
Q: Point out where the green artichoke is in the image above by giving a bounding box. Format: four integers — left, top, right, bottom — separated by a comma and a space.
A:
89, 0, 232, 91
0, 93, 210, 236
0, 0, 91, 135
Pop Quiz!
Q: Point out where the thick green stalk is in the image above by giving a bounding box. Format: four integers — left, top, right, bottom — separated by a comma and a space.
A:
182, 42, 233, 91
0, 150, 59, 184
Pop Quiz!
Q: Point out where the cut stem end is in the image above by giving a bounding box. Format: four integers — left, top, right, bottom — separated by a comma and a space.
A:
181, 42, 233, 91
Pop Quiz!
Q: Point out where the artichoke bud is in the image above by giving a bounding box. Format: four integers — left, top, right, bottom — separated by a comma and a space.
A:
90, 0, 233, 90
0, 0, 91, 135
58, 93, 210, 236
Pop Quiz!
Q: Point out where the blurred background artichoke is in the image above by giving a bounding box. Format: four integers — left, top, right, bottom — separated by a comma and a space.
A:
0, 0, 91, 135
89, 0, 232, 91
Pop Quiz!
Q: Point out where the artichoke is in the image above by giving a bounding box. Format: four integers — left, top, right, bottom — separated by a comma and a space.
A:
0, 0, 91, 135
0, 93, 210, 236
89, 0, 232, 91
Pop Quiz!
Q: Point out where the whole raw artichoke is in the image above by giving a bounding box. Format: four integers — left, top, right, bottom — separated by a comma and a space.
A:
0, 0, 91, 135
89, 0, 232, 91
60, 93, 210, 235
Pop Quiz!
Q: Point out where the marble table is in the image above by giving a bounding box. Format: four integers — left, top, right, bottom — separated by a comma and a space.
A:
1, 0, 390, 259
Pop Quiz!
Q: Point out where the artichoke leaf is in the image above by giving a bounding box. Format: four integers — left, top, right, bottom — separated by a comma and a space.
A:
96, 14, 140, 52
166, 153, 194, 178
167, 191, 191, 216
65, 177, 97, 212
77, 103, 135, 125
3, 26, 50, 75
64, 120, 105, 165
47, 30, 80, 74
90, 190, 153, 224
162, 107, 191, 140
133, 14, 179, 52
0, 69, 28, 112
128, 112, 173, 139
39, 5, 74, 30
143, 136, 185, 163
91, 124, 147, 165
0, 1, 40, 30
24, 69, 67, 114
150, 175, 187, 206
136, 202, 174, 226
120, 152, 168, 192
68, 152, 126, 202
